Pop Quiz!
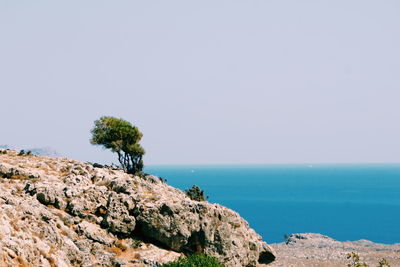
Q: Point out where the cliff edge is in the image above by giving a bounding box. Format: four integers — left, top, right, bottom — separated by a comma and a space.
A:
0, 149, 275, 266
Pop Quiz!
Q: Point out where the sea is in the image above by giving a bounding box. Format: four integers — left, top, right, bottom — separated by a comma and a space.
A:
145, 164, 400, 245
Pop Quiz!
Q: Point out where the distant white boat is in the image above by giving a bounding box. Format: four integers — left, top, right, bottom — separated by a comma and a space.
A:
308, 165, 313, 168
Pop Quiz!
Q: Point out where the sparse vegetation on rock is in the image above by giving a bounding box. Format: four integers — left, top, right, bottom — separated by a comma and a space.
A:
18, 149, 31, 156
160, 254, 223, 267
269, 233, 398, 267
347, 252, 391, 267
185, 184, 208, 201
347, 252, 369, 267
378, 258, 392, 267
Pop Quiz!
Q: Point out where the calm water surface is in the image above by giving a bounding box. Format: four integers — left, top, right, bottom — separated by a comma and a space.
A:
145, 164, 400, 244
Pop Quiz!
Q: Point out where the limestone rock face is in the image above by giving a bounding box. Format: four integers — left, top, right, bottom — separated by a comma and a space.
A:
101, 192, 136, 236
134, 201, 275, 266
0, 149, 275, 266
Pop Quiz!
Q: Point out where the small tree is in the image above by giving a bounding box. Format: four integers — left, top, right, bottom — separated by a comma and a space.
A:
90, 116, 145, 175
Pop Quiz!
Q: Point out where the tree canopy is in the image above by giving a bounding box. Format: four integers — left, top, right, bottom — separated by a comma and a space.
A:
90, 116, 145, 175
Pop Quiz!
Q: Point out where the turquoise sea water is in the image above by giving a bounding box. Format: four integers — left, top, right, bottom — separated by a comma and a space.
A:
145, 164, 400, 244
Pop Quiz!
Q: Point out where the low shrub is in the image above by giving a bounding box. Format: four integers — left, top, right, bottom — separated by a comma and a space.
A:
347, 252, 390, 267
185, 185, 208, 202
18, 150, 31, 156
160, 254, 223, 267
92, 163, 104, 168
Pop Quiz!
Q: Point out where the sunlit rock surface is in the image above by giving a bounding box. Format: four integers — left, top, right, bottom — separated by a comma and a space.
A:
0, 149, 275, 266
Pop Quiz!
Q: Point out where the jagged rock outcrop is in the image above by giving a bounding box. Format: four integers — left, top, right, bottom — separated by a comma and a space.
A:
0, 149, 275, 266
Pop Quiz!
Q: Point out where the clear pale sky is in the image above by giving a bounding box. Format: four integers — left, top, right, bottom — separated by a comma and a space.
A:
1, 1, 399, 165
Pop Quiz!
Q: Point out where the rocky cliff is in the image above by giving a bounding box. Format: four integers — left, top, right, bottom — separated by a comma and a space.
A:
0, 149, 275, 266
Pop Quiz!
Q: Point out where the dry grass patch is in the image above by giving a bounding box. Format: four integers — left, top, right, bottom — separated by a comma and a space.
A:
114, 240, 128, 251
16, 256, 28, 267
10, 219, 20, 231
39, 249, 56, 267
107, 247, 123, 256
60, 229, 69, 236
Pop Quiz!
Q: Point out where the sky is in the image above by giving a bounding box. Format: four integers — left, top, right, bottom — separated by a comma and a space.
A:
1, 0, 399, 165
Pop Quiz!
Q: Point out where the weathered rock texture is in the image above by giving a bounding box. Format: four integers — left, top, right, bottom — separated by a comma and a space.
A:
0, 149, 275, 266
269, 233, 400, 267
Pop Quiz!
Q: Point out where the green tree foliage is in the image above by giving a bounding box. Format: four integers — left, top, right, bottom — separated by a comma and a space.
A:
160, 254, 223, 267
90, 116, 145, 175
185, 185, 208, 202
